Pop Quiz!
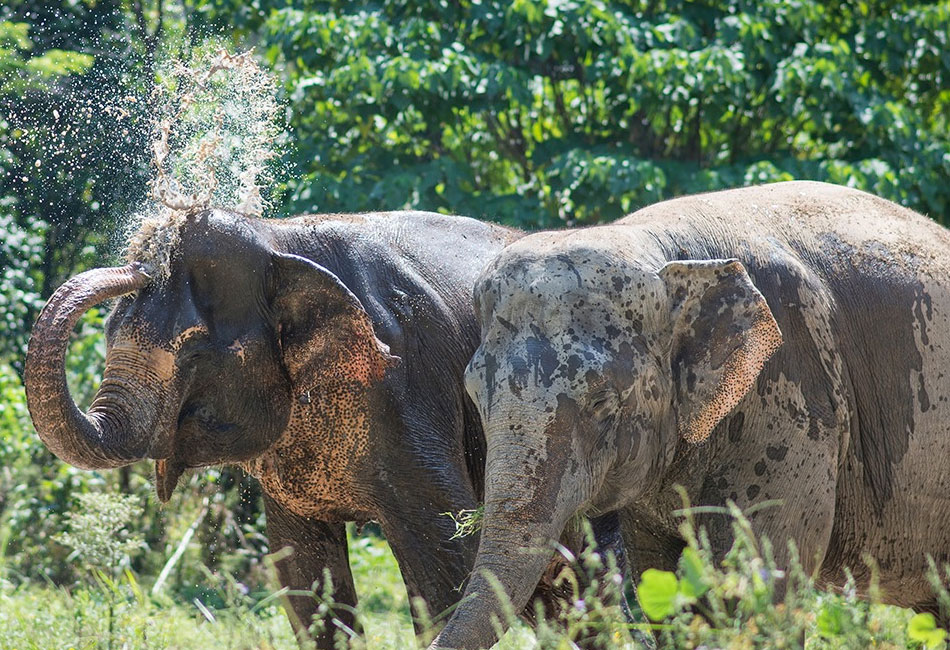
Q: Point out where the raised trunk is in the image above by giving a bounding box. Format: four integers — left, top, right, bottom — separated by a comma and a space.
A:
25, 264, 152, 469
431, 419, 581, 649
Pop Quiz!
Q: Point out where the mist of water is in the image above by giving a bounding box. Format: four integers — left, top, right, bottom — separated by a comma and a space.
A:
124, 46, 285, 279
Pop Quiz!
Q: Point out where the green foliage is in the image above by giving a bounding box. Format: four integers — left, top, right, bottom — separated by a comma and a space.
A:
629, 498, 923, 649
444, 506, 484, 540
0, 21, 94, 94
0, 363, 106, 584
57, 493, 145, 574
0, 4, 154, 363
637, 568, 679, 621
5, 505, 950, 648
907, 612, 947, 649
0, 513, 929, 649
0, 160, 46, 366
0, 572, 297, 650
184, 0, 950, 228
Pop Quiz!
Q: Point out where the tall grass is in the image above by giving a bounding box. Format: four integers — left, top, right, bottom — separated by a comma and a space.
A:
2, 491, 947, 649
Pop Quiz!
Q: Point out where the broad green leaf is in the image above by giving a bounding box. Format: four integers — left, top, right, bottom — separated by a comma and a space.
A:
637, 569, 679, 621
908, 612, 947, 648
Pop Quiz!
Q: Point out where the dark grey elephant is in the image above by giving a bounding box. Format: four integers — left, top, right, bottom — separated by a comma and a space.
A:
25, 208, 524, 647
433, 181, 950, 649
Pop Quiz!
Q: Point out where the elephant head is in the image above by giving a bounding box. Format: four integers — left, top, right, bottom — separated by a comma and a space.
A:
432, 235, 781, 649
25, 209, 397, 504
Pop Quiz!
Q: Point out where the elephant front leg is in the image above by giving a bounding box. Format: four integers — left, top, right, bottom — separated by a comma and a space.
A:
264, 495, 361, 649
380, 504, 480, 637
544, 512, 655, 650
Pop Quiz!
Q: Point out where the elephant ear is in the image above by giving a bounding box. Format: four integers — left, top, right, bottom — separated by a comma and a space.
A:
270, 253, 399, 391
658, 259, 782, 444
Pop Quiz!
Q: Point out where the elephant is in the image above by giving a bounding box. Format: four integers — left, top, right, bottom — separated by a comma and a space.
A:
432, 181, 950, 649
25, 208, 527, 647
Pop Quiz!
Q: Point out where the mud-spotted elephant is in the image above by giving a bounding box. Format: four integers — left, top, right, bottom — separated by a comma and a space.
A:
25, 209, 526, 647
433, 181, 950, 649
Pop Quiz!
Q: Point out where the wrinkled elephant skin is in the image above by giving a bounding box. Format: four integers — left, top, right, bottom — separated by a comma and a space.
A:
433, 181, 950, 649
26, 209, 522, 647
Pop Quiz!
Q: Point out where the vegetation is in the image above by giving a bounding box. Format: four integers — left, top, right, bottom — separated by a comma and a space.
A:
0, 490, 943, 649
1, 0, 950, 647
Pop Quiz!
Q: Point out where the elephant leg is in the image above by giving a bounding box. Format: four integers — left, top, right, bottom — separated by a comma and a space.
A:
380, 506, 479, 635
588, 512, 663, 650
264, 495, 361, 649
526, 513, 651, 650
697, 419, 840, 589
620, 508, 686, 649
574, 512, 656, 650
590, 511, 631, 617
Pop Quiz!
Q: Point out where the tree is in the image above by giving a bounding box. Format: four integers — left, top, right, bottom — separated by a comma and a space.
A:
0, 3, 156, 365
222, 0, 949, 227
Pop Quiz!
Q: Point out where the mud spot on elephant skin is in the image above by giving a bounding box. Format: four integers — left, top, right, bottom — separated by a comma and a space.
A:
566, 354, 583, 382
495, 315, 518, 334
815, 233, 925, 510
918, 374, 931, 413
555, 254, 583, 288
530, 326, 560, 380
765, 445, 788, 462
508, 355, 529, 397
753, 260, 839, 432
483, 351, 499, 414
754, 460, 767, 476
692, 286, 750, 371
746, 484, 760, 500
510, 326, 560, 394
522, 393, 583, 521
913, 285, 932, 347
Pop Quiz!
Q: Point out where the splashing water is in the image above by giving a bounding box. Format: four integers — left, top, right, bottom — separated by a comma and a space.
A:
125, 47, 284, 279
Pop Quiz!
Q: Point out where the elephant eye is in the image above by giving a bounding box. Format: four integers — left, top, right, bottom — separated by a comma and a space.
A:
587, 387, 620, 424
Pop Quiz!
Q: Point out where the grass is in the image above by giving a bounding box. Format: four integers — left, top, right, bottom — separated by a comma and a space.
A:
0, 529, 540, 650
0, 505, 945, 650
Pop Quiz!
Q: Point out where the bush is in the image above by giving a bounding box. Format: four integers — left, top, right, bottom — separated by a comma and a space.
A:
0, 208, 45, 365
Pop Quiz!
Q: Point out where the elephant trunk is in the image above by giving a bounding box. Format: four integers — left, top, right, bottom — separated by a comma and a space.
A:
25, 264, 154, 469
431, 412, 582, 649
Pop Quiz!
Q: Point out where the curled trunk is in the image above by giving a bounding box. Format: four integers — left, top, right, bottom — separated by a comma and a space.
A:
25, 264, 152, 469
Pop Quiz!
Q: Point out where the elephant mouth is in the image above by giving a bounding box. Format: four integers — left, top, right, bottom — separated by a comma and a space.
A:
152, 407, 213, 502
178, 402, 235, 435
154, 404, 243, 502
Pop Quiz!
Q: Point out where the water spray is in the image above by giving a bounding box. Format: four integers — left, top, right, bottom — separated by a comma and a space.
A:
125, 47, 284, 279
